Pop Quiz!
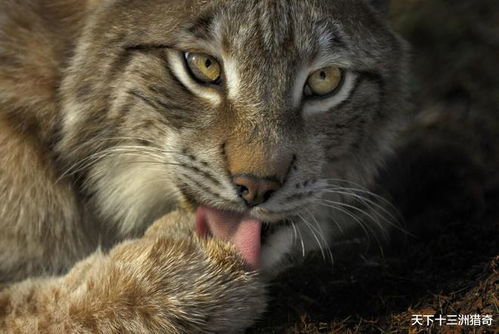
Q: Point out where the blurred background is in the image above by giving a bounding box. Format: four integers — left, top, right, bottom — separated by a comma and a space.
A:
250, 1, 499, 332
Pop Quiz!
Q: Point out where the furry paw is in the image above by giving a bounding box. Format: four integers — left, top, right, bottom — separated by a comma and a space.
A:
63, 211, 266, 333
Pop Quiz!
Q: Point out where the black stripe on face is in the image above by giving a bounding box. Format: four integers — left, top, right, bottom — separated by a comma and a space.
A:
186, 13, 215, 40
128, 90, 158, 110
333, 70, 385, 113
339, 71, 387, 154
127, 89, 196, 130
359, 71, 386, 119
122, 46, 200, 102
124, 44, 172, 52
359, 71, 385, 91
325, 70, 385, 154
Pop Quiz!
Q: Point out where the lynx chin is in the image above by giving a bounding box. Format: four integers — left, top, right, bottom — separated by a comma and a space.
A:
0, 0, 408, 332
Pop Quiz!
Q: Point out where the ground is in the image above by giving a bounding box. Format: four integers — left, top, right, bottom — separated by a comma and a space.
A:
249, 1, 499, 333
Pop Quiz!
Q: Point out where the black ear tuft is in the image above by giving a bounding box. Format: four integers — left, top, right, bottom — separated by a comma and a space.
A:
366, 0, 390, 16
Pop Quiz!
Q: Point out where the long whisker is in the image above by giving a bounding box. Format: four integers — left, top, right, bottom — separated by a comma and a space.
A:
297, 213, 325, 261
324, 187, 397, 221
58, 146, 169, 181
290, 218, 306, 258
290, 219, 299, 244
320, 189, 403, 234
316, 200, 385, 256
58, 145, 194, 183
64, 152, 178, 185
304, 208, 334, 266
322, 178, 401, 214
320, 198, 389, 238
61, 135, 167, 153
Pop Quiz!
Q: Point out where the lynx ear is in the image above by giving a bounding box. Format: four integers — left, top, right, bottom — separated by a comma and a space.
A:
365, 0, 390, 16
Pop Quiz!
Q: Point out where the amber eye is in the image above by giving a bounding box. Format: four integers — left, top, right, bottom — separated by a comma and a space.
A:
185, 52, 222, 84
304, 66, 343, 97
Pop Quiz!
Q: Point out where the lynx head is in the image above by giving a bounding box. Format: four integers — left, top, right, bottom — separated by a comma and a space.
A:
59, 0, 408, 271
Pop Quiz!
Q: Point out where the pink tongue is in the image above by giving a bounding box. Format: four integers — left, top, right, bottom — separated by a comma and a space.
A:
195, 207, 262, 270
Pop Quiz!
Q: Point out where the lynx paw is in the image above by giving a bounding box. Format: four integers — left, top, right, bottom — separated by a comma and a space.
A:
64, 212, 266, 333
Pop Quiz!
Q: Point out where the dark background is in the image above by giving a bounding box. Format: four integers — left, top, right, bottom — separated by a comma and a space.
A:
250, 1, 499, 332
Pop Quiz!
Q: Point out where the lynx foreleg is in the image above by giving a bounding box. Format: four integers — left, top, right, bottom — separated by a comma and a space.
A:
0, 211, 266, 333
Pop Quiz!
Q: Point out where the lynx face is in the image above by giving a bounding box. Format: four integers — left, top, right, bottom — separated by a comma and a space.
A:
59, 0, 408, 271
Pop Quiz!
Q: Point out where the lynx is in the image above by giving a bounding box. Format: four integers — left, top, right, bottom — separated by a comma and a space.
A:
0, 0, 408, 332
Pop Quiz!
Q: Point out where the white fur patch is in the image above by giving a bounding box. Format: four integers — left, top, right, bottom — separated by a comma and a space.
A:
223, 58, 241, 99
91, 157, 178, 236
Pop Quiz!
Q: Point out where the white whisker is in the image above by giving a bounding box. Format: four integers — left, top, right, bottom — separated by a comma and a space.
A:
316, 200, 385, 256
290, 218, 306, 258
320, 189, 401, 234
322, 178, 401, 214
304, 208, 334, 266
297, 213, 325, 261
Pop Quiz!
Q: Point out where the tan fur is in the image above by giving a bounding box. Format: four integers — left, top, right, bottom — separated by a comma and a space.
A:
0, 0, 407, 332
225, 139, 293, 180
0, 211, 265, 333
0, 113, 90, 282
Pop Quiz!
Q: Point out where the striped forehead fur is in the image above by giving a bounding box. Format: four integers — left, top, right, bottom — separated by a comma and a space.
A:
178, 1, 354, 113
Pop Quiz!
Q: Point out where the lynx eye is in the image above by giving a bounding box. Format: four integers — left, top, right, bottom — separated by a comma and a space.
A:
185, 52, 221, 84
304, 66, 343, 97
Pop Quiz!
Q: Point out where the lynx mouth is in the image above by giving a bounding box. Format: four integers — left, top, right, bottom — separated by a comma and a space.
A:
183, 184, 292, 270
195, 206, 263, 270
195, 206, 292, 270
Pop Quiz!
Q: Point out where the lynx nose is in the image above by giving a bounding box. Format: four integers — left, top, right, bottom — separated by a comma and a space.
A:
232, 175, 282, 207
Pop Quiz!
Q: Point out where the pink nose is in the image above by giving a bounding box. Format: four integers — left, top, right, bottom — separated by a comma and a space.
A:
232, 174, 282, 207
